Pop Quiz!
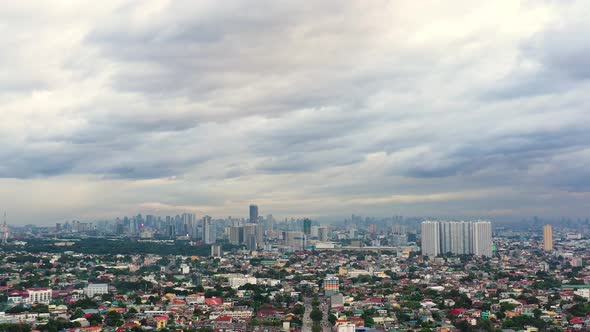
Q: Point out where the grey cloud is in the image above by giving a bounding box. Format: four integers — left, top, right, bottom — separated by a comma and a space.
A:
399, 127, 590, 185
525, 21, 590, 80
3, 1, 590, 222
257, 149, 364, 174
83, 1, 423, 122
486, 4, 590, 100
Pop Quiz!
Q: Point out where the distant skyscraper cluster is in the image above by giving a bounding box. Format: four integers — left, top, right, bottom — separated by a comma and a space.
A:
157, 213, 216, 243
228, 204, 264, 250
421, 220, 493, 257
43, 202, 331, 253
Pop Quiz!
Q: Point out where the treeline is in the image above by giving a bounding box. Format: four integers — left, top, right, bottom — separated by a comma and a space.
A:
0, 324, 31, 332
2, 239, 240, 257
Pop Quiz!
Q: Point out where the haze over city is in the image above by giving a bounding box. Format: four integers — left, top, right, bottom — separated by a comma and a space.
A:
2, 1, 590, 224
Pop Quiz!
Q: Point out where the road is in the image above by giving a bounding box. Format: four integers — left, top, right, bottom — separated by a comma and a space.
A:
302, 296, 332, 332
320, 297, 331, 332
302, 296, 312, 331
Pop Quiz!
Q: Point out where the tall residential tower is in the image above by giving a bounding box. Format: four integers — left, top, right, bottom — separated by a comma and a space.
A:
543, 224, 553, 251
421, 221, 440, 257
421, 220, 493, 257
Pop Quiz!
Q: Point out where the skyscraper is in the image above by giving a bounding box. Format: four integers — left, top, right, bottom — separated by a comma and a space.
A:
421, 221, 440, 257
285, 231, 306, 250
229, 226, 242, 245
210, 244, 223, 257
421, 220, 493, 257
243, 224, 258, 249
303, 218, 312, 235
202, 216, 216, 244
318, 226, 328, 242
249, 204, 259, 223
543, 224, 553, 251
472, 221, 493, 257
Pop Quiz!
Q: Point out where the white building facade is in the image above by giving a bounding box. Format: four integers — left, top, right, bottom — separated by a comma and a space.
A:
84, 283, 109, 297
27, 288, 53, 304
421, 221, 440, 257
421, 220, 493, 257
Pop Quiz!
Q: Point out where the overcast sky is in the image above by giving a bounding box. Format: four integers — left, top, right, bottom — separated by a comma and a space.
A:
1, 1, 590, 224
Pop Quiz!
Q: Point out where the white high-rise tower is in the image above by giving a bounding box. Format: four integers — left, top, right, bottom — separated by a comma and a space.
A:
421, 220, 492, 257
472, 221, 492, 257
421, 221, 440, 257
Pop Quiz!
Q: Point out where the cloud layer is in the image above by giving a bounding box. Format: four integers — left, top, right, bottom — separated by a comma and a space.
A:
1, 0, 590, 223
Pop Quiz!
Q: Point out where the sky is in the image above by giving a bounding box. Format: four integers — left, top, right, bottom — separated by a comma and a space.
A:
1, 1, 590, 224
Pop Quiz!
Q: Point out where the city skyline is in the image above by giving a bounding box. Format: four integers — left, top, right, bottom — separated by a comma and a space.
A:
2, 1, 590, 224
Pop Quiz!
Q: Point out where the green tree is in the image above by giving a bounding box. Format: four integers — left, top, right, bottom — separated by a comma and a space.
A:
104, 311, 123, 327
73, 298, 99, 309
293, 304, 305, 316
0, 324, 31, 332
500, 302, 518, 312
70, 308, 84, 320
476, 319, 494, 332
328, 314, 337, 325
310, 308, 323, 322
38, 318, 80, 332
87, 313, 103, 326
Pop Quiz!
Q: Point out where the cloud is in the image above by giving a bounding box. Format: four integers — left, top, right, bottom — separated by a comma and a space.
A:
0, 0, 589, 223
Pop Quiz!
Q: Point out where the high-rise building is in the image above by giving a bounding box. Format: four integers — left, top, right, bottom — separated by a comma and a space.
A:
211, 244, 223, 257
202, 216, 215, 244
285, 231, 306, 250
246, 233, 257, 251
178, 213, 196, 238
303, 218, 312, 235
472, 221, 493, 257
421, 221, 440, 257
318, 226, 329, 242
265, 214, 275, 231
323, 275, 339, 296
249, 204, 259, 223
421, 220, 492, 257
229, 226, 242, 245
227, 222, 263, 249
543, 224, 553, 251
243, 224, 258, 249
368, 224, 377, 235
165, 221, 176, 239
255, 223, 264, 248
440, 221, 473, 255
